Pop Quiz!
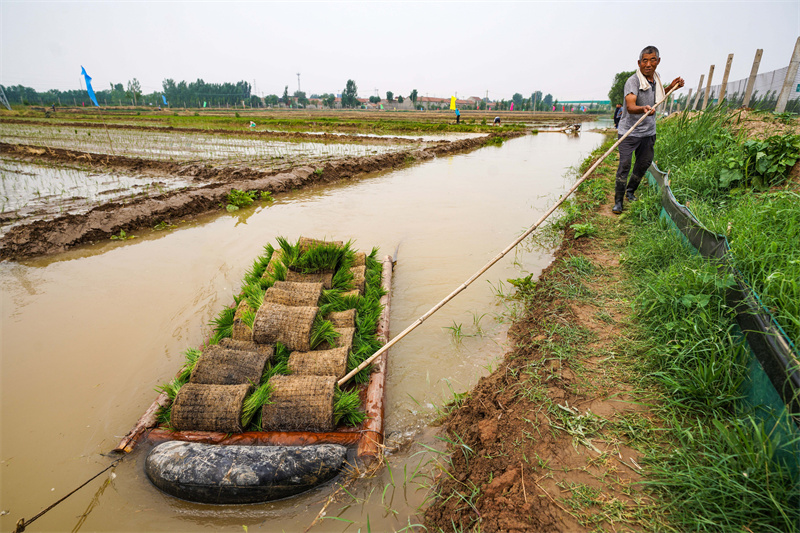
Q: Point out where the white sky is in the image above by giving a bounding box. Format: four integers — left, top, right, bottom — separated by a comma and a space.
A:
2, 1, 799, 102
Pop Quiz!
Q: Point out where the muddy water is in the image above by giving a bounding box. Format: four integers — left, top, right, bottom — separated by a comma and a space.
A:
0, 128, 607, 532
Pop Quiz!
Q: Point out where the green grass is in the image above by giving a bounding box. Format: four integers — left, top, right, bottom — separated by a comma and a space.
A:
620, 110, 800, 531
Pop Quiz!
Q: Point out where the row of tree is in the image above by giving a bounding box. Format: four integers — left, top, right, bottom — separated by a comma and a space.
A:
3, 78, 568, 111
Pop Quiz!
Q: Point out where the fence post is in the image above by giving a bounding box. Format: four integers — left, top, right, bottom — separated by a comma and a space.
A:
702, 65, 715, 110
718, 53, 734, 104
743, 49, 763, 108
683, 88, 693, 112
775, 36, 800, 113
693, 74, 705, 110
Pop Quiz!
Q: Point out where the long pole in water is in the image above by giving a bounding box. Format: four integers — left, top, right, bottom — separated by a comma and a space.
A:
338, 84, 679, 387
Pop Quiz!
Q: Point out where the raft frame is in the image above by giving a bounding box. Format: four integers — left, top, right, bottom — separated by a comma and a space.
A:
115, 254, 394, 463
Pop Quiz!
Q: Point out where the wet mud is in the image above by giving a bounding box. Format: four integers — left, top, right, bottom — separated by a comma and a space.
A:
0, 132, 523, 260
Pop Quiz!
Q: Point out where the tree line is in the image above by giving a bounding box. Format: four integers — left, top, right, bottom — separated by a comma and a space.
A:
2, 77, 572, 111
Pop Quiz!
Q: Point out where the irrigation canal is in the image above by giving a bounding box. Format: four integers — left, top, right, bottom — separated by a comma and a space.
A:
1, 122, 610, 532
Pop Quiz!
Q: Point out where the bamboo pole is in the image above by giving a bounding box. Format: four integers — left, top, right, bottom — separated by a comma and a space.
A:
338, 84, 680, 387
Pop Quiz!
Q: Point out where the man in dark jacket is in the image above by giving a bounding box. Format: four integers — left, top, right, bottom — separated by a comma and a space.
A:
613, 46, 684, 214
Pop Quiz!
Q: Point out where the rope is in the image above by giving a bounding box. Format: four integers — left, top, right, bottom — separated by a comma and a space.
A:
338, 85, 678, 387
13, 456, 124, 533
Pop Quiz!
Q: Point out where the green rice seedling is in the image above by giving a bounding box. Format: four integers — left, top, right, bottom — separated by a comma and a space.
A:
110, 229, 135, 240
242, 244, 275, 287
333, 387, 366, 426
443, 321, 470, 344
484, 136, 504, 146
241, 381, 273, 428
210, 306, 236, 344
310, 316, 340, 349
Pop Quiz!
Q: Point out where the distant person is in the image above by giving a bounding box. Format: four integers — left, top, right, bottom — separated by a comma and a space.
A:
493, 116, 501, 126
455, 108, 461, 124
613, 103, 622, 128
249, 121, 256, 128
51, 104, 56, 112
613, 45, 684, 214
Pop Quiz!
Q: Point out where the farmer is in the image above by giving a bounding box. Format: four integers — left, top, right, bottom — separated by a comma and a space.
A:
613, 103, 622, 128
613, 45, 684, 214
455, 107, 461, 124
493, 116, 501, 126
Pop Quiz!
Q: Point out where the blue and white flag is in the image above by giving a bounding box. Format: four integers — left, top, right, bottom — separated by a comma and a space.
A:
80, 66, 99, 107
162, 95, 168, 106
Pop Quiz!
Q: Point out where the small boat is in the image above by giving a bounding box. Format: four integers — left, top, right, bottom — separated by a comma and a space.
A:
116, 237, 394, 504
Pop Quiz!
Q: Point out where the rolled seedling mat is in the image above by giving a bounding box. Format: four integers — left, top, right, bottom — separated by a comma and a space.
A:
261, 249, 284, 280
285, 270, 334, 290
327, 309, 356, 329
189, 345, 271, 386
350, 265, 366, 294
352, 252, 366, 267
288, 346, 349, 378
232, 299, 254, 342
261, 375, 336, 432
263, 281, 323, 307
171, 383, 251, 433
340, 290, 360, 299
298, 237, 343, 253
219, 338, 275, 362
252, 302, 317, 352
319, 327, 355, 352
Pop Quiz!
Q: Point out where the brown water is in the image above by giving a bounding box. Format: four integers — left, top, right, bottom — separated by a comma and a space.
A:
0, 129, 607, 532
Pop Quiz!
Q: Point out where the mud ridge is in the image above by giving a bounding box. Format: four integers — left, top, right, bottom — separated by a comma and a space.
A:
0, 132, 523, 260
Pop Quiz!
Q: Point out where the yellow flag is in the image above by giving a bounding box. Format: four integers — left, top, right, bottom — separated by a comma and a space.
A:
450, 96, 456, 110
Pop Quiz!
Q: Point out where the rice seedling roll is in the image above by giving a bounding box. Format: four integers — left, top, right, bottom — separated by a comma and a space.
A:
350, 265, 366, 294
298, 237, 343, 253
352, 251, 366, 267
170, 383, 251, 433
260, 249, 284, 280
288, 346, 349, 378
189, 345, 270, 386
285, 271, 334, 289
252, 302, 317, 352
327, 309, 356, 328
219, 338, 275, 361
261, 375, 336, 432
232, 299, 254, 341
263, 281, 323, 306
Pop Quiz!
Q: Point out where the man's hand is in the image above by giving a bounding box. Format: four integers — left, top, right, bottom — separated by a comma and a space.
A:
643, 105, 655, 116
667, 77, 685, 92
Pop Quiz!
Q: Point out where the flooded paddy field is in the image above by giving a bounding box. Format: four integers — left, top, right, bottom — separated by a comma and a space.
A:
0, 114, 610, 531
0, 123, 414, 166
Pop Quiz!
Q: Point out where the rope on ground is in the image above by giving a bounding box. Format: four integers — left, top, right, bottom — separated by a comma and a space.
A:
338, 85, 678, 387
13, 456, 124, 533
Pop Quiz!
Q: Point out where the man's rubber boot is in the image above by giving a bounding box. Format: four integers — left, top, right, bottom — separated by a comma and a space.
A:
612, 183, 625, 214
626, 176, 642, 202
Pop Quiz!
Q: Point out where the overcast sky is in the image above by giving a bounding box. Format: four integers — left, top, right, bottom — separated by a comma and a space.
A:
2, 1, 798, 102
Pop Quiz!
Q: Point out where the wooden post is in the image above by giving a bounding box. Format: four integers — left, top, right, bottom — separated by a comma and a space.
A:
743, 49, 763, 108
702, 65, 715, 110
693, 74, 705, 110
718, 54, 734, 104
684, 88, 693, 112
775, 36, 800, 113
